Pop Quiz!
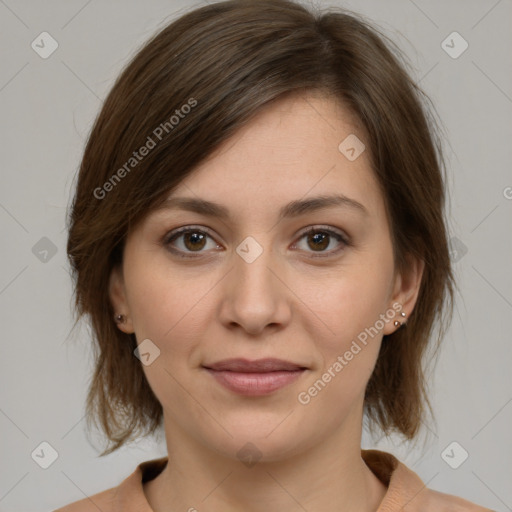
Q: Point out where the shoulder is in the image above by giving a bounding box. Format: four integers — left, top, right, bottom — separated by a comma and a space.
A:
52, 486, 117, 512
52, 456, 168, 512
411, 487, 495, 511
361, 449, 494, 512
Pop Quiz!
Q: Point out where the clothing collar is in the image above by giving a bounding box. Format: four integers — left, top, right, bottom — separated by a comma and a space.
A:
112, 449, 427, 511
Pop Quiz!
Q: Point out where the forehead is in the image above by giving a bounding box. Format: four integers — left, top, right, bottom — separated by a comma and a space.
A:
148, 91, 385, 226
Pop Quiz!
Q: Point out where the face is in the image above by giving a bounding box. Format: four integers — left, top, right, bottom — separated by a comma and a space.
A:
109, 91, 423, 462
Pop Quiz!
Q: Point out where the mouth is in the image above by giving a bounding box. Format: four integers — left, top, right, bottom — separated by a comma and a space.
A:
202, 358, 307, 396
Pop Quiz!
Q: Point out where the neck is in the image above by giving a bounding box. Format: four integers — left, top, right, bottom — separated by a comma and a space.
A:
144, 407, 387, 512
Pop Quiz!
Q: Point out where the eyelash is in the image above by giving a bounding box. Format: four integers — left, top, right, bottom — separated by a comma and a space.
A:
162, 225, 350, 259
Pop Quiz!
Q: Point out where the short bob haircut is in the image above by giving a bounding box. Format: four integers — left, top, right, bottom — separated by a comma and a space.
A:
66, 0, 454, 456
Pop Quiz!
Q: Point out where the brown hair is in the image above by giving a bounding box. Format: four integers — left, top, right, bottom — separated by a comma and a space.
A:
66, 0, 454, 455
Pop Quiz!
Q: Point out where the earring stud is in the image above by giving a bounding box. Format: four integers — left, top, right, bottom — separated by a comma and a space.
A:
394, 311, 407, 328
114, 314, 126, 324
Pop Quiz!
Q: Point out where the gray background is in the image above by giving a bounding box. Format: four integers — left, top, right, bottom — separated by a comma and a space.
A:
1, 0, 511, 511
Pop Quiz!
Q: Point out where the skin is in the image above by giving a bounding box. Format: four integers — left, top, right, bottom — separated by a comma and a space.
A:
109, 91, 424, 512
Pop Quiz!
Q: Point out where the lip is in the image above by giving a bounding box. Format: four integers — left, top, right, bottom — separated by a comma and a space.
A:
203, 358, 307, 396
204, 358, 305, 372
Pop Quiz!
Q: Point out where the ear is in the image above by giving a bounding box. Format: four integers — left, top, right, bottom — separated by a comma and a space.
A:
109, 264, 134, 333
383, 254, 425, 335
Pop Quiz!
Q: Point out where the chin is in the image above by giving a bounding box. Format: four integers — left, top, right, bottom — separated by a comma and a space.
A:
197, 414, 317, 464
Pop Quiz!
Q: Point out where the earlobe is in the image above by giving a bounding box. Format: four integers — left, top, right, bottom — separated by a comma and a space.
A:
108, 265, 134, 333
383, 255, 425, 335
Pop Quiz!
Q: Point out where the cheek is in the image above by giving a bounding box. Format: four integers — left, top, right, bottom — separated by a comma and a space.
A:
299, 254, 394, 351
293, 249, 395, 410
124, 254, 218, 360
294, 262, 393, 416
123, 259, 210, 410
123, 252, 180, 336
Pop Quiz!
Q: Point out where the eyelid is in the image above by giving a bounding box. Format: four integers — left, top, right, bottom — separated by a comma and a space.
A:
294, 224, 350, 244
163, 224, 216, 242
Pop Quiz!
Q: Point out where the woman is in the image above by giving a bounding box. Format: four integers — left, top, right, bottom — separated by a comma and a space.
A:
57, 0, 493, 510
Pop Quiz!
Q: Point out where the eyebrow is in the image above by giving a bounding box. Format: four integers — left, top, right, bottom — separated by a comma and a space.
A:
155, 193, 368, 220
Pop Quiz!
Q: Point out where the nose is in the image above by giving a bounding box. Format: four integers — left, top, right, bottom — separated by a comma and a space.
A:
217, 237, 292, 337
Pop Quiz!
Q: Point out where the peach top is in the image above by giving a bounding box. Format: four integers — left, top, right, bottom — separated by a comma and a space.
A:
54, 449, 493, 511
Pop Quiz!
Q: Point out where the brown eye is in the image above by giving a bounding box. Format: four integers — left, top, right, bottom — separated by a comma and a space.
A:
307, 231, 330, 251
164, 226, 220, 257
182, 231, 207, 251
294, 226, 349, 257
